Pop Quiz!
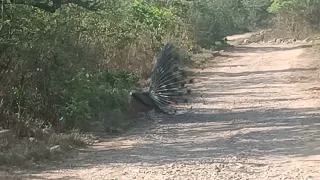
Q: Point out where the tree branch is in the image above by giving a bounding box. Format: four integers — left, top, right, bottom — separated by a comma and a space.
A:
3, 0, 101, 13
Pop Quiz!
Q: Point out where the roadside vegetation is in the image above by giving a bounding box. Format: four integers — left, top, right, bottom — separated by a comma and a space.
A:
0, 0, 320, 166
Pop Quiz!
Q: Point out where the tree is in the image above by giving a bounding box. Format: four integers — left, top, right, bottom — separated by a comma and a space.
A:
2, 0, 101, 12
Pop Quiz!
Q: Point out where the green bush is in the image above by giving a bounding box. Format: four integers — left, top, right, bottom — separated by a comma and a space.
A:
268, 0, 320, 38
0, 1, 190, 134
61, 70, 139, 131
5, 0, 317, 136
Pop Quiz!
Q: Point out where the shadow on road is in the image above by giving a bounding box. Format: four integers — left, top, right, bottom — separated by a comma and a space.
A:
13, 104, 320, 180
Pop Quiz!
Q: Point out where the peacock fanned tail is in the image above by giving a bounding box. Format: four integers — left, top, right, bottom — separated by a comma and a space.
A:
148, 43, 187, 115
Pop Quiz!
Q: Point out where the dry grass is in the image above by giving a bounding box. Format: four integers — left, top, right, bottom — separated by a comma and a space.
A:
312, 39, 320, 51
0, 128, 94, 167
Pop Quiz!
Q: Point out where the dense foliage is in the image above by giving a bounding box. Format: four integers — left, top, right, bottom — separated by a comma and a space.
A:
0, 0, 319, 134
268, 0, 320, 38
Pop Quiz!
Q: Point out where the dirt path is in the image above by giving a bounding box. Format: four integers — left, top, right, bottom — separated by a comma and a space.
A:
16, 41, 320, 179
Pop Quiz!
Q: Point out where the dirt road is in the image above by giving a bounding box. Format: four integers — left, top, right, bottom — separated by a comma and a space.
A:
18, 40, 320, 179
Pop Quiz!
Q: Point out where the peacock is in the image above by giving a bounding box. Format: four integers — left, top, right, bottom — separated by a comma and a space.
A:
130, 43, 189, 115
